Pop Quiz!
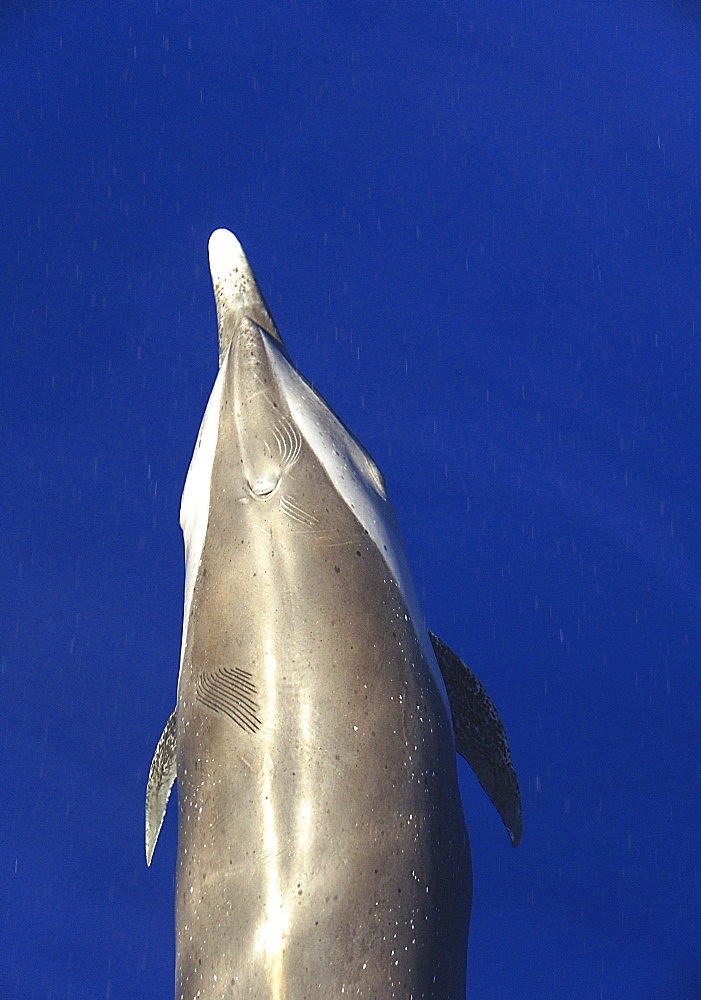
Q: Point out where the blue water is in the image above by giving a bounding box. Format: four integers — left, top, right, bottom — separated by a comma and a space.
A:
1, 1, 700, 997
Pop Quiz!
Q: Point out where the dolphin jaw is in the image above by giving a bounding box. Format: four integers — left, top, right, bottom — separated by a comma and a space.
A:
178, 357, 227, 657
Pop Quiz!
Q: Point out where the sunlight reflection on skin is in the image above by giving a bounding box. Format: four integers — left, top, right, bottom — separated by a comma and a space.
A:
254, 643, 287, 1000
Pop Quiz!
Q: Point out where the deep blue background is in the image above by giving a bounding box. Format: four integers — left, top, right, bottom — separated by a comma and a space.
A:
2, 1, 700, 997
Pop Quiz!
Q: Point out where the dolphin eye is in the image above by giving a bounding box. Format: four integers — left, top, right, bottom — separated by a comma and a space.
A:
249, 476, 278, 497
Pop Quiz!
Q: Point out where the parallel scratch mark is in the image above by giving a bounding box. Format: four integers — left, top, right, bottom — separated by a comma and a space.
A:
196, 666, 262, 733
279, 494, 320, 527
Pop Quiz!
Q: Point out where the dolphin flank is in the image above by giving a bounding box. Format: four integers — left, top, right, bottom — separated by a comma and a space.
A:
146, 229, 522, 999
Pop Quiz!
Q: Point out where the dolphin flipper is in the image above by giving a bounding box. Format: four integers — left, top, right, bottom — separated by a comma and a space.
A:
145, 709, 178, 865
429, 632, 523, 847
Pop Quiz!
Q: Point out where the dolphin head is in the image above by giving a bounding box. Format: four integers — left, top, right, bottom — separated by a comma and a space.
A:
179, 230, 415, 639
186, 229, 389, 542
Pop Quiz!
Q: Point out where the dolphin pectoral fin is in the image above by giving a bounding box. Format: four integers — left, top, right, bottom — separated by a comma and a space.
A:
145, 709, 178, 866
429, 632, 523, 848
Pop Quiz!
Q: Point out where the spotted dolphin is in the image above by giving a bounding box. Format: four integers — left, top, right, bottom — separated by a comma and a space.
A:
146, 228, 522, 1000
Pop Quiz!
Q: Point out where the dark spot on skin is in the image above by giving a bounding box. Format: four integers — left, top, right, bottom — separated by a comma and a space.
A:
334, 565, 340, 573
356, 550, 362, 557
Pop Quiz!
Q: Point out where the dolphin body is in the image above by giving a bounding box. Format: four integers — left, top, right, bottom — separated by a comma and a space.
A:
146, 229, 522, 1000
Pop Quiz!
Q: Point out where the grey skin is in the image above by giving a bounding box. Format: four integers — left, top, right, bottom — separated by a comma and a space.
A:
146, 229, 522, 1000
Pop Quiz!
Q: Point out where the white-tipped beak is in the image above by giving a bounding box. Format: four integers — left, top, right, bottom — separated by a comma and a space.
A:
207, 228, 245, 283
207, 228, 283, 364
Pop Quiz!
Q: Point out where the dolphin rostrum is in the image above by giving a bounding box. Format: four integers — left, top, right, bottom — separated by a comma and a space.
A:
146, 228, 522, 1000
